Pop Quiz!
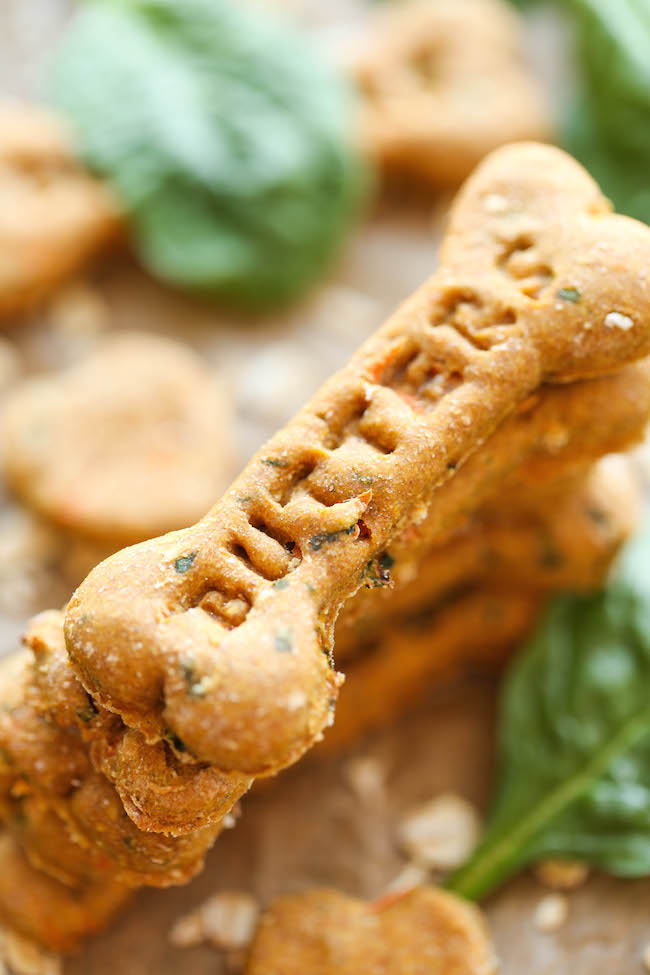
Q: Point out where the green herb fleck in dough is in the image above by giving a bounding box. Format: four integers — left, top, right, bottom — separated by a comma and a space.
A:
75, 707, 96, 724
363, 551, 394, 588
538, 542, 564, 569
180, 657, 196, 686
379, 552, 394, 571
587, 505, 610, 528
180, 658, 208, 698
174, 552, 197, 574
274, 625, 294, 653
557, 287, 581, 303
273, 578, 289, 590
563, 0, 650, 226
51, 0, 368, 309
75, 692, 98, 724
309, 524, 356, 551
262, 458, 289, 469
164, 729, 188, 754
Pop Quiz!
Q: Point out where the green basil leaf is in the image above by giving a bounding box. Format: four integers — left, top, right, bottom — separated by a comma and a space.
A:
447, 526, 650, 901
563, 0, 650, 224
50, 0, 368, 309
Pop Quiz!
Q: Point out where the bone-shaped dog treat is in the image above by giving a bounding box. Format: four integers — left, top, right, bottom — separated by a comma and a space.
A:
0, 640, 227, 884
4, 448, 638, 843
328, 458, 639, 748
11, 363, 648, 842
0, 456, 630, 940
65, 144, 650, 787
340, 359, 650, 634
336, 455, 639, 666
324, 587, 543, 753
24, 611, 252, 836
245, 886, 498, 975
0, 101, 122, 319
20, 361, 642, 840
356, 0, 550, 186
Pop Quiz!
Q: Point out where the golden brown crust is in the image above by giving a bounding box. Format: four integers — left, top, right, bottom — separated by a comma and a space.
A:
323, 586, 542, 754
1, 332, 234, 546
5, 784, 218, 889
24, 610, 252, 837
0, 101, 122, 320
356, 0, 550, 186
0, 834, 130, 954
64, 144, 650, 789
246, 886, 498, 974
0, 638, 226, 885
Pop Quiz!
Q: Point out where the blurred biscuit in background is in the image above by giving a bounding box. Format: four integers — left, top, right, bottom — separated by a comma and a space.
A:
0, 101, 123, 321
246, 886, 498, 975
355, 0, 550, 187
0, 331, 235, 548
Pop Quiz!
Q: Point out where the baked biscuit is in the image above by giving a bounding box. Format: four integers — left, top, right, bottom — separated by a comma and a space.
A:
0, 640, 227, 886
0, 834, 130, 954
339, 360, 650, 635
1, 332, 234, 546
323, 585, 541, 753
337, 454, 640, 659
356, 0, 549, 186
22, 610, 251, 837
0, 101, 122, 319
246, 886, 498, 975
326, 453, 636, 749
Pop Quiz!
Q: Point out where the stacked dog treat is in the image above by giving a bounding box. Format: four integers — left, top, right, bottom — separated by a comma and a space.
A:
327, 379, 649, 749
1, 145, 650, 953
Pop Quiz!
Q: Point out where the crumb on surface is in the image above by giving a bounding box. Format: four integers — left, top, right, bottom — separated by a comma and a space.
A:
343, 755, 387, 804
396, 793, 481, 871
642, 941, 650, 971
534, 858, 589, 891
383, 861, 430, 895
169, 891, 259, 954
534, 893, 569, 933
0, 926, 61, 975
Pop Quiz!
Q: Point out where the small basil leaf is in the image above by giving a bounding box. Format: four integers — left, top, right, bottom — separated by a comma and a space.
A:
50, 0, 369, 309
447, 526, 650, 900
563, 0, 650, 225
